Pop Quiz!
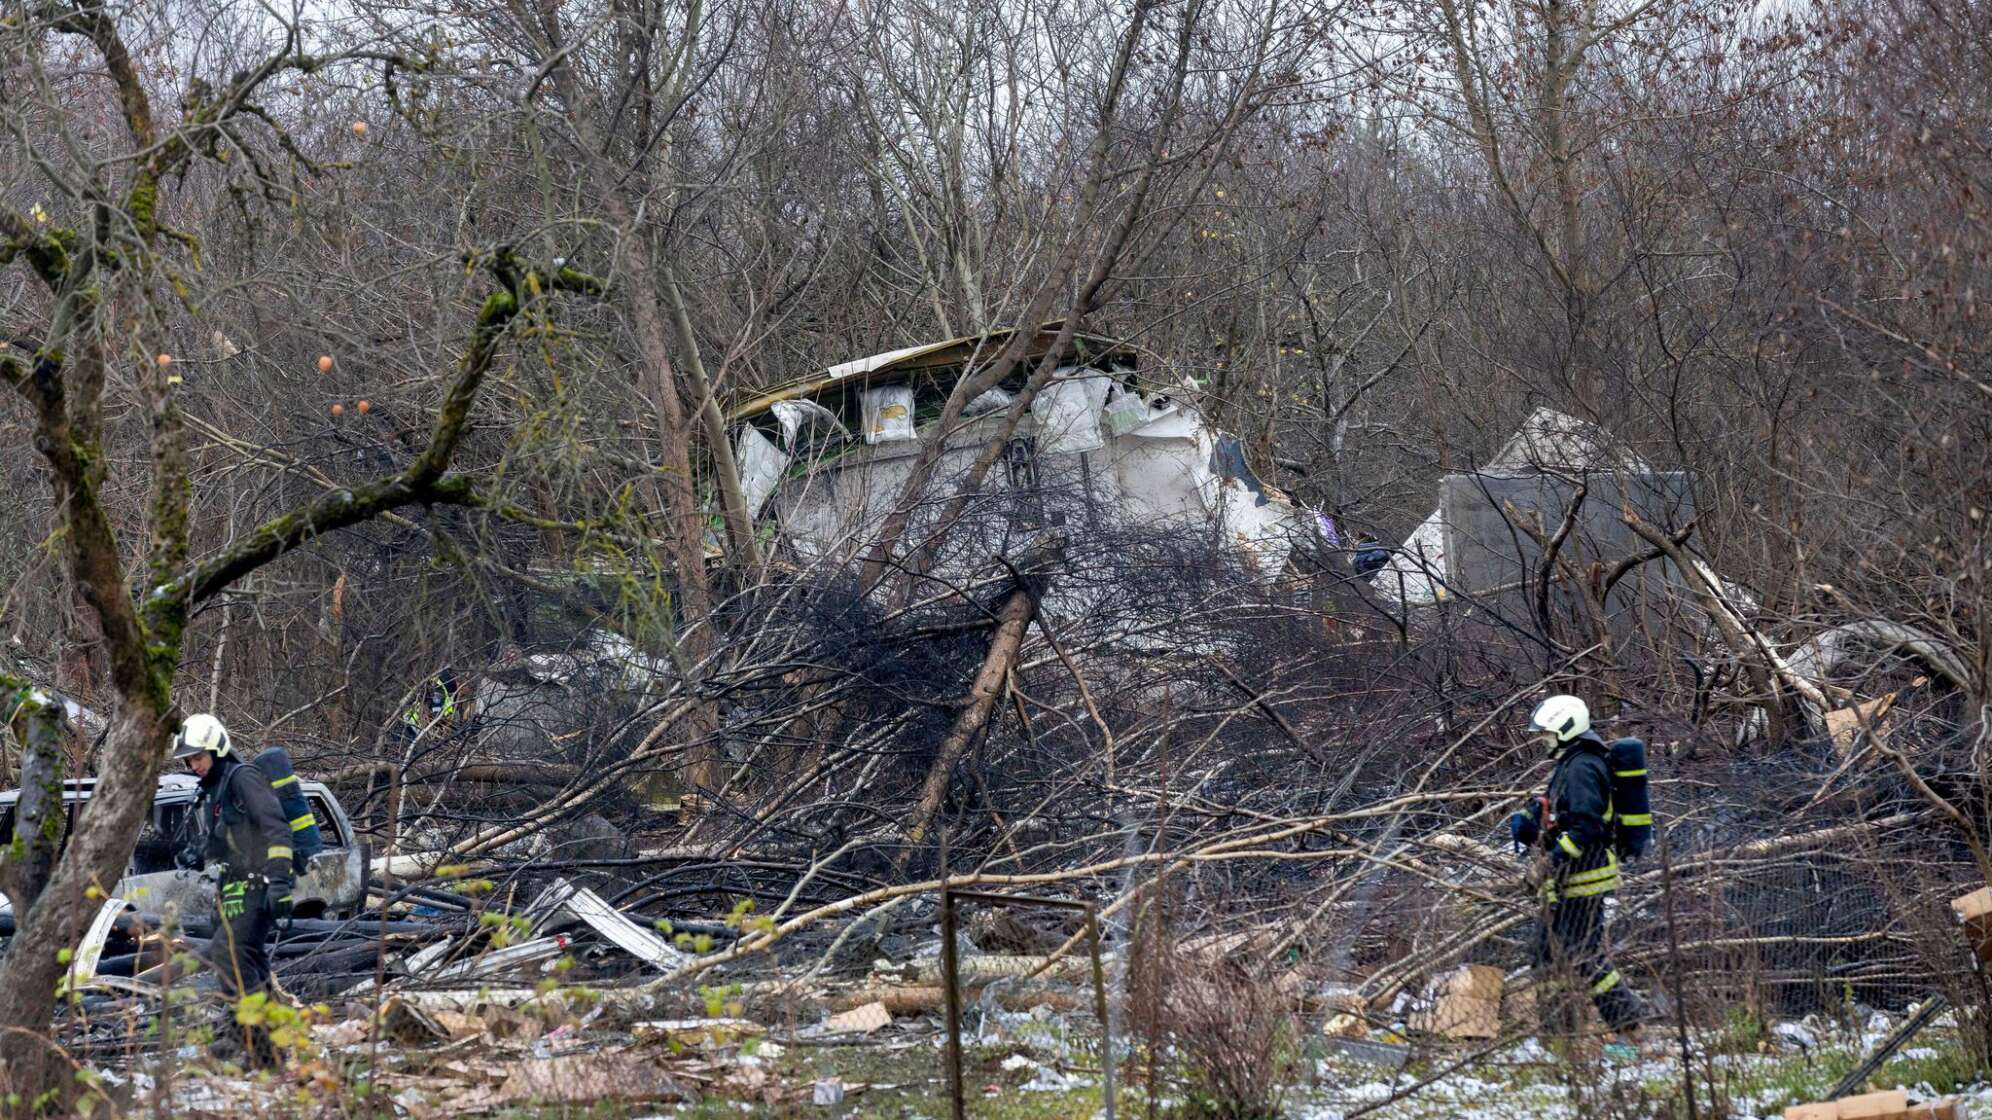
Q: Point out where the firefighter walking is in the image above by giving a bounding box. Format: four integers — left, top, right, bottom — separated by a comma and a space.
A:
172, 714, 294, 1064
1509, 694, 1651, 1044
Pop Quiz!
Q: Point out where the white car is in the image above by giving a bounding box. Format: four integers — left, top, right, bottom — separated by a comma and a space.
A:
0, 773, 369, 922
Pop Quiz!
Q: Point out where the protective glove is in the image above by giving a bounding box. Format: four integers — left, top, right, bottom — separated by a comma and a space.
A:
1508, 810, 1539, 853
268, 881, 295, 927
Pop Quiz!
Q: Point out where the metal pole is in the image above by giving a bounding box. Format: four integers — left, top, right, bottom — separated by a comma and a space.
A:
1086, 906, 1116, 1120
941, 886, 965, 1120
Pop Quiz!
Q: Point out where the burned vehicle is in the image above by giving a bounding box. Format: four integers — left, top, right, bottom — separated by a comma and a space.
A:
0, 773, 368, 925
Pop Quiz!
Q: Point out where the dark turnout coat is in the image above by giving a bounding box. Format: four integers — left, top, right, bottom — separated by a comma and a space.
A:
1539, 732, 1620, 901
197, 756, 294, 887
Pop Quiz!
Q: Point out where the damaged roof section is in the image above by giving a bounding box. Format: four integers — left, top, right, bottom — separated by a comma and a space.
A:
1370, 408, 1685, 608
726, 321, 1143, 426
727, 325, 1317, 586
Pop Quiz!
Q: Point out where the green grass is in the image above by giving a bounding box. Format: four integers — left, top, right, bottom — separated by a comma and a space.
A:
1680, 1027, 1982, 1119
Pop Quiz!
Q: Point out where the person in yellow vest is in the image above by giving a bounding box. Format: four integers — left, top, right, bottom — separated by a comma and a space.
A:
401, 667, 462, 743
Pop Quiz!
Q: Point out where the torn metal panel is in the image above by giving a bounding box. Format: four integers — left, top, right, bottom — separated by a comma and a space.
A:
423, 935, 571, 984
1786, 622, 1970, 694
59, 897, 131, 995
1373, 408, 1679, 607
554, 880, 688, 972
522, 875, 581, 934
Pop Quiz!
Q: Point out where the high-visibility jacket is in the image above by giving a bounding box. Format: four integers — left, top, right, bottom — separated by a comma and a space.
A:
250, 746, 323, 873
404, 676, 459, 729
1538, 733, 1620, 902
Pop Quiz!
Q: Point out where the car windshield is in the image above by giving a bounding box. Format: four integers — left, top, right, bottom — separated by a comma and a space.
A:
131, 801, 193, 873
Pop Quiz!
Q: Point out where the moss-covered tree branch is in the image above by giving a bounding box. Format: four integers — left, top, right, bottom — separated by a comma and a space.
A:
175, 254, 605, 607
0, 683, 68, 919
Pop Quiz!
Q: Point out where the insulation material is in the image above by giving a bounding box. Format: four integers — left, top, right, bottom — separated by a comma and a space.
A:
734, 425, 790, 519
824, 1001, 892, 1034
964, 386, 1014, 416
861, 385, 915, 443
1123, 406, 1203, 442
1102, 383, 1157, 435
1109, 406, 1215, 526
1218, 478, 1296, 582
770, 444, 926, 562
1373, 508, 1449, 605
1824, 691, 1903, 758
770, 399, 850, 448
1030, 369, 1110, 455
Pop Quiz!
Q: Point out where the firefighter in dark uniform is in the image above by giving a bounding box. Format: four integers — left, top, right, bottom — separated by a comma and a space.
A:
1509, 695, 1648, 1042
172, 714, 294, 1061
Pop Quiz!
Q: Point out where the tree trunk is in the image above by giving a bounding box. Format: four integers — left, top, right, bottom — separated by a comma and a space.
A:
0, 708, 169, 1105
0, 687, 68, 918
900, 551, 1054, 856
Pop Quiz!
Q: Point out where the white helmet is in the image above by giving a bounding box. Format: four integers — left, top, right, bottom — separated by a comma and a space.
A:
171, 713, 234, 760
1529, 695, 1591, 743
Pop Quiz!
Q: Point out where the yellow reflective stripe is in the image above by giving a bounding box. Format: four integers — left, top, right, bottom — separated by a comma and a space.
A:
271, 774, 300, 788
1620, 813, 1652, 826
1614, 769, 1647, 778
1566, 866, 1620, 886
1557, 834, 1583, 858
290, 814, 317, 831
1591, 970, 1622, 995
268, 846, 293, 860
1562, 877, 1619, 898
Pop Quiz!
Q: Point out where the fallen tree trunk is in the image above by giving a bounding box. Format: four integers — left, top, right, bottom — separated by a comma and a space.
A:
901, 547, 1058, 853
324, 761, 579, 789
1621, 507, 1848, 737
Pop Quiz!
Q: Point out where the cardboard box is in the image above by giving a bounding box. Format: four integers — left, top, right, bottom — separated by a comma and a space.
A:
1502, 982, 1537, 1025
1410, 964, 1503, 1040
1953, 887, 1992, 964
1824, 693, 1898, 756
1783, 1091, 1962, 1120
1838, 1091, 1912, 1120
